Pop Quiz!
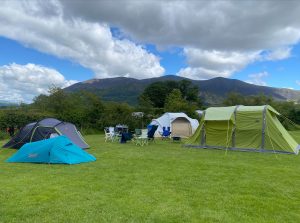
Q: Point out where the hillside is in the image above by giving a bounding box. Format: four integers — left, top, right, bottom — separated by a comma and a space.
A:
0, 100, 18, 107
64, 75, 300, 105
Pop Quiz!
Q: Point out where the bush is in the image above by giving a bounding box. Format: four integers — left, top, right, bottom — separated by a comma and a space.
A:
0, 131, 9, 140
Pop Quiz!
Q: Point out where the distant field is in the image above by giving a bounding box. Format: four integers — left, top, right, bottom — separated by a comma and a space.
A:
1, 132, 300, 223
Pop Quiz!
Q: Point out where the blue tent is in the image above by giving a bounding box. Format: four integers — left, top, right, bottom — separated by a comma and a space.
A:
6, 136, 96, 164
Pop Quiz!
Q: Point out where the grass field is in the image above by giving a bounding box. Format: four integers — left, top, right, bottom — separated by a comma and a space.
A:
1, 132, 300, 223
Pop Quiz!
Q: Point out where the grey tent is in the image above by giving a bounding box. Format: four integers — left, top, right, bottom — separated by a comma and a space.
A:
3, 118, 89, 149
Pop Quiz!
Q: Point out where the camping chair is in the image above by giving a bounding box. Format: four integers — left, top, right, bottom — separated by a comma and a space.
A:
132, 129, 142, 144
135, 129, 148, 146
108, 126, 117, 141
148, 125, 158, 143
104, 129, 112, 142
160, 126, 171, 139
104, 127, 116, 142
135, 129, 142, 137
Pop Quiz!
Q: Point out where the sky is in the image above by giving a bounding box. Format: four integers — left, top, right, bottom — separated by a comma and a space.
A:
0, 0, 300, 103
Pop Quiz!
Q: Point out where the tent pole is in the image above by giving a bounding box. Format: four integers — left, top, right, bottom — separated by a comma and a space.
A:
232, 105, 240, 148
200, 110, 206, 146
201, 123, 206, 146
261, 105, 268, 150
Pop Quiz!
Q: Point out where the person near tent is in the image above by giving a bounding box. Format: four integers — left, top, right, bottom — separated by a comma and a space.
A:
8, 126, 15, 137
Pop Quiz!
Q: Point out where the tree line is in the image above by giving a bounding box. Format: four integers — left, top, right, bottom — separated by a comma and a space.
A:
0, 80, 300, 139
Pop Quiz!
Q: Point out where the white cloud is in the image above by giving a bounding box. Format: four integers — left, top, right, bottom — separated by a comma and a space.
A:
296, 81, 300, 86
177, 67, 231, 80
0, 0, 164, 79
264, 47, 292, 61
61, 1, 300, 51
60, 0, 300, 80
177, 48, 260, 79
246, 72, 269, 86
177, 46, 294, 80
0, 63, 77, 103
0, 0, 299, 84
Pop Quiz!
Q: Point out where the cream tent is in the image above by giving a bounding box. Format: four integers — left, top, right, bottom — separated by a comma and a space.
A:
150, 112, 199, 138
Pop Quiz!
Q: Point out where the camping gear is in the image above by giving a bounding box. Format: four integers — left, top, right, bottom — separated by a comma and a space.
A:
150, 112, 199, 138
161, 127, 171, 139
134, 129, 142, 137
135, 129, 149, 146
115, 124, 128, 135
134, 125, 158, 146
3, 118, 89, 149
104, 127, 117, 142
6, 136, 96, 164
104, 128, 114, 142
120, 132, 133, 143
186, 105, 300, 154
147, 125, 158, 142
172, 136, 181, 142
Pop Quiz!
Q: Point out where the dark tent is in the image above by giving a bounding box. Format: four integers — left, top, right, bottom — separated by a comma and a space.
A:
2, 118, 89, 149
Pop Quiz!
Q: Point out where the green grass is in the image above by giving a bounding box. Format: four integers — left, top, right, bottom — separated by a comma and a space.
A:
1, 133, 300, 223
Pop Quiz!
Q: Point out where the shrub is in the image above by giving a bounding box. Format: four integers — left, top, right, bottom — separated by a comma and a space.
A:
0, 131, 9, 140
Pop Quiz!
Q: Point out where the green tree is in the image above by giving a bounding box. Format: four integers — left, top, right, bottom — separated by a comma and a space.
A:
164, 89, 198, 118
140, 80, 200, 108
164, 89, 188, 112
223, 92, 246, 106
247, 93, 273, 106
179, 80, 199, 103
141, 81, 174, 108
138, 94, 153, 110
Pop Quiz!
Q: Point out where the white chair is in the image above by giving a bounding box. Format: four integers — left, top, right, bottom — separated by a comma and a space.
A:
108, 127, 117, 141
104, 129, 112, 142
104, 127, 116, 142
135, 129, 148, 146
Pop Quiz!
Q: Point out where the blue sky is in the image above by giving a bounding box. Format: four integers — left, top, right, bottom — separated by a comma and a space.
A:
235, 44, 300, 89
2, 36, 299, 89
0, 0, 300, 102
0, 37, 93, 81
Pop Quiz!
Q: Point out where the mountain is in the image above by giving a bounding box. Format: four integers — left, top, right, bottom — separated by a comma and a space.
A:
64, 75, 300, 105
0, 100, 18, 107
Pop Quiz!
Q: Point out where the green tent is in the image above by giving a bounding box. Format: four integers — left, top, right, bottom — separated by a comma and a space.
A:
187, 105, 299, 154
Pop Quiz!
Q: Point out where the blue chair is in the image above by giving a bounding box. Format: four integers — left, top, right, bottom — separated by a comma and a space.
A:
161, 126, 171, 139
148, 125, 158, 142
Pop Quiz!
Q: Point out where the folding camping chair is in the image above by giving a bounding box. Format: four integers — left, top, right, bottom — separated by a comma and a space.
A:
104, 127, 116, 142
132, 129, 141, 144
135, 129, 148, 146
147, 125, 158, 143
108, 127, 117, 141
160, 126, 171, 139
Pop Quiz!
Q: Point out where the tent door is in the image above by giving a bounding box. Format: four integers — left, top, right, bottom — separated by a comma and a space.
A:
31, 127, 59, 142
171, 117, 192, 137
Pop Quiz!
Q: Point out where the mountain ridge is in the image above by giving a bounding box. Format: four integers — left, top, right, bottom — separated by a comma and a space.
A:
65, 75, 300, 105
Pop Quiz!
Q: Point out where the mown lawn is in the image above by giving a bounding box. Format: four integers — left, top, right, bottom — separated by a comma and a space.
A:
0, 133, 300, 223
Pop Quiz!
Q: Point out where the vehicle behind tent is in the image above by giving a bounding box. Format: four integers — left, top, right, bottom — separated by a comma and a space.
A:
2, 118, 89, 149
